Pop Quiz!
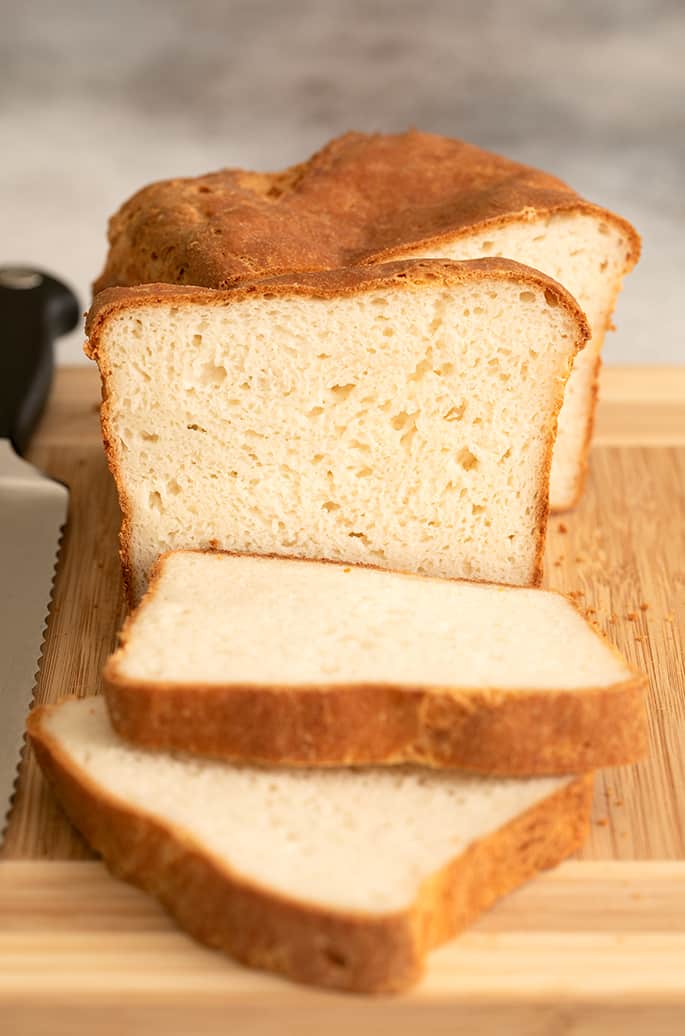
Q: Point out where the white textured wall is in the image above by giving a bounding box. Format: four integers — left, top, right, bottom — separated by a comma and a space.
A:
2, 0, 682, 364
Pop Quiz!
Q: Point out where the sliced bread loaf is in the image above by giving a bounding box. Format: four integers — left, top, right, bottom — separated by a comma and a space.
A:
93, 130, 640, 509
103, 551, 647, 774
28, 696, 592, 993
86, 259, 588, 602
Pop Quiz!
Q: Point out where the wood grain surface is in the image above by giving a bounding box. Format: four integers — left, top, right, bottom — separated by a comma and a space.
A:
1, 365, 684, 1033
1, 861, 684, 1036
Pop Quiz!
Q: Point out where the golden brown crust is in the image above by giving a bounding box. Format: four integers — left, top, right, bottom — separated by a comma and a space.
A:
27, 700, 593, 993
85, 258, 589, 603
93, 129, 640, 295
85, 255, 590, 347
103, 551, 647, 775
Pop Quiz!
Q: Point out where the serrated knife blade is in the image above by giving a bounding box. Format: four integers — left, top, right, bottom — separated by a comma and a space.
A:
0, 267, 79, 840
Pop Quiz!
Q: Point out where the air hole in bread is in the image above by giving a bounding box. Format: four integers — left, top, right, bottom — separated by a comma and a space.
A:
391, 410, 415, 432
443, 403, 466, 422
329, 383, 356, 401
198, 361, 227, 386
400, 422, 417, 451
457, 448, 479, 471
408, 350, 433, 383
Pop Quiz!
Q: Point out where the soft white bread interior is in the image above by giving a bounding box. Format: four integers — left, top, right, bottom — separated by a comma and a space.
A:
104, 552, 647, 773
394, 213, 631, 509
113, 552, 634, 688
87, 259, 588, 602
28, 696, 592, 992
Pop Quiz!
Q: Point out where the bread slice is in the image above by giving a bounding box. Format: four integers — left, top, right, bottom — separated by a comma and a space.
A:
86, 258, 588, 603
27, 696, 593, 993
93, 130, 640, 509
103, 551, 647, 774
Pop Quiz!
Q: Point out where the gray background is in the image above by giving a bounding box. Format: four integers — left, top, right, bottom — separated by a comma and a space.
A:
2, 0, 683, 364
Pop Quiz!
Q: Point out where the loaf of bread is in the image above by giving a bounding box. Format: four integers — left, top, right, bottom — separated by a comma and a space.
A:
103, 551, 647, 774
28, 696, 593, 993
93, 130, 640, 509
86, 259, 588, 601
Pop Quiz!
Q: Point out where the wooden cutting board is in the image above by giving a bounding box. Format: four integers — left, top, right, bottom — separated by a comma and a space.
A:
1, 365, 684, 1035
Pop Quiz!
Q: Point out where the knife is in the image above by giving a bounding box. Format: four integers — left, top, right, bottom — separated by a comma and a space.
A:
0, 267, 79, 840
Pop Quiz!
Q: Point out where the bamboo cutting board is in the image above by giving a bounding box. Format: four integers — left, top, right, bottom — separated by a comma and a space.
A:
1, 366, 684, 1035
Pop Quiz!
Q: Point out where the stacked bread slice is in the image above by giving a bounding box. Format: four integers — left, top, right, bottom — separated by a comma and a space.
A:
93, 129, 640, 510
29, 695, 594, 994
104, 552, 646, 775
29, 553, 647, 993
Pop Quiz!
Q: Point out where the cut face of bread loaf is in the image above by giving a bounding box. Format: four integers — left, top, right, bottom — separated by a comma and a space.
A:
86, 259, 588, 602
28, 697, 593, 992
104, 551, 647, 774
93, 130, 640, 509
397, 215, 631, 509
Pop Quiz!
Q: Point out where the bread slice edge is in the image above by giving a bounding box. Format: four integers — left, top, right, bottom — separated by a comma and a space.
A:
103, 551, 648, 774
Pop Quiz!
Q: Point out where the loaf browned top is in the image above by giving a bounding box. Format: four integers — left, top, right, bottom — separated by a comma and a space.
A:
93, 129, 640, 293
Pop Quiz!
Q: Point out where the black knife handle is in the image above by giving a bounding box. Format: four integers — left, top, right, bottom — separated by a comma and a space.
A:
0, 268, 80, 455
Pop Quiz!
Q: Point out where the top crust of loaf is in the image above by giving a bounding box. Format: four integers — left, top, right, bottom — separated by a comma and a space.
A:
85, 255, 590, 357
93, 129, 641, 294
